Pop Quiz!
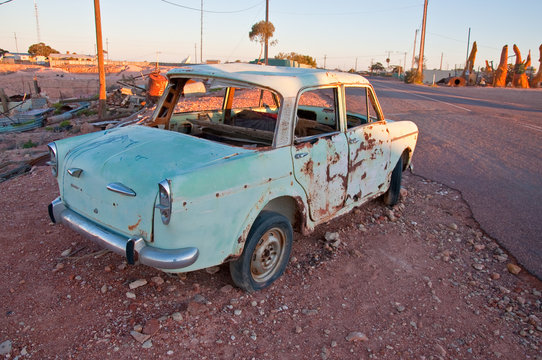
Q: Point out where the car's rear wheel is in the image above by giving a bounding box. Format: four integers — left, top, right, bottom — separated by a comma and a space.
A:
383, 156, 403, 206
230, 211, 293, 292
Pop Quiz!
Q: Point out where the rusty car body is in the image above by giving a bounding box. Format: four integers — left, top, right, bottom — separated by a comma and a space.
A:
47, 64, 418, 291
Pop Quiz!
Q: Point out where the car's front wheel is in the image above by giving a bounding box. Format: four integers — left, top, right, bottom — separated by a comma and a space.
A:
230, 211, 293, 292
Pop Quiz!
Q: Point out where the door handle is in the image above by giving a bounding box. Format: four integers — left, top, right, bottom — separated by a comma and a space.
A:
349, 138, 360, 144
295, 152, 308, 159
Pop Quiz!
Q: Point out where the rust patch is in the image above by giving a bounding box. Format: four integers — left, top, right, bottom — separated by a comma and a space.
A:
361, 172, 367, 180
215, 193, 220, 198
182, 201, 187, 207
128, 216, 142, 231
301, 159, 314, 176
223, 254, 240, 263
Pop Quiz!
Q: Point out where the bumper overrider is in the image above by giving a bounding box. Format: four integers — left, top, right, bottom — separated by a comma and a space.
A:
48, 197, 199, 270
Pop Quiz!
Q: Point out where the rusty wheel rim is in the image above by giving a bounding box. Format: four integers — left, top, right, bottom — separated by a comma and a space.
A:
250, 227, 286, 282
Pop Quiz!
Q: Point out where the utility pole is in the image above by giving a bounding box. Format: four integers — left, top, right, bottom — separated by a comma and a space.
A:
264, 0, 269, 65
34, 0, 41, 43
106, 38, 109, 62
323, 55, 327, 69
417, 0, 428, 82
465, 27, 471, 66
355, 57, 358, 72
403, 52, 407, 75
411, 29, 418, 70
200, 0, 203, 64
194, 43, 197, 63
440, 52, 443, 70
14, 32, 19, 53
93, 0, 107, 119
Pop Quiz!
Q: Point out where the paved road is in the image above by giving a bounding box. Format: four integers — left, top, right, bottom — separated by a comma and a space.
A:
369, 77, 542, 278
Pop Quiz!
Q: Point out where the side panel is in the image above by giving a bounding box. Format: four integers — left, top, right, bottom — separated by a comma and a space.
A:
345, 122, 391, 203
292, 133, 349, 222
151, 146, 305, 272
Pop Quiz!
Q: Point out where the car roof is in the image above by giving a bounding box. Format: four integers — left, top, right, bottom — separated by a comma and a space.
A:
167, 63, 371, 98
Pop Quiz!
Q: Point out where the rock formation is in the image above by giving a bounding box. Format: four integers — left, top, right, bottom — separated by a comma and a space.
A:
512, 44, 530, 88
531, 44, 542, 88
493, 45, 508, 87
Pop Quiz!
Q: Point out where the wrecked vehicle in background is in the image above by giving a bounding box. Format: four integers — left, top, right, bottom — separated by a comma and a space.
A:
47, 64, 418, 292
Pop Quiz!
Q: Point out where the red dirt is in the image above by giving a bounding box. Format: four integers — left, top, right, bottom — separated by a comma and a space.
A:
1, 166, 540, 359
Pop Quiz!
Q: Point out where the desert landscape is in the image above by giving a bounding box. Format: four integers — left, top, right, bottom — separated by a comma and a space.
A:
0, 64, 540, 359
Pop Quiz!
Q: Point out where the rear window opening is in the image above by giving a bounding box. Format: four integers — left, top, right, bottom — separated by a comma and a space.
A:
150, 78, 281, 148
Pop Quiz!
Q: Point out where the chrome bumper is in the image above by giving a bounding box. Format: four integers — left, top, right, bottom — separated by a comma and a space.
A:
48, 197, 199, 270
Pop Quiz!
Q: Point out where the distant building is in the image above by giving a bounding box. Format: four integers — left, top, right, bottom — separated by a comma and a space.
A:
1, 52, 32, 64
49, 53, 96, 67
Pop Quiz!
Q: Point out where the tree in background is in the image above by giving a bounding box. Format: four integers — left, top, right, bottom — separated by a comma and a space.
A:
0, 48, 8, 57
249, 21, 277, 64
275, 52, 317, 67
28, 42, 59, 57
370, 62, 385, 72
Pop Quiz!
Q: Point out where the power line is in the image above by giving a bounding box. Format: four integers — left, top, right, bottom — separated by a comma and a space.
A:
275, 3, 422, 16
159, 0, 262, 14
0, 0, 15, 5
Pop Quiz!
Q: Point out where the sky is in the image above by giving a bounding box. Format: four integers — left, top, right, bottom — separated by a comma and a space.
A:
1, 0, 541, 71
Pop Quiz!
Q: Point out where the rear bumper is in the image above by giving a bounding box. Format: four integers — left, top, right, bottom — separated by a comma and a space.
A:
48, 197, 199, 270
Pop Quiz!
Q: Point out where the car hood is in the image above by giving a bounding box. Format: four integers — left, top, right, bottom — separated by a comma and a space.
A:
59, 125, 250, 239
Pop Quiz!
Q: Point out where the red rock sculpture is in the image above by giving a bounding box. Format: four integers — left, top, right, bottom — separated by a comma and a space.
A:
531, 44, 542, 88
512, 44, 530, 88
493, 45, 508, 87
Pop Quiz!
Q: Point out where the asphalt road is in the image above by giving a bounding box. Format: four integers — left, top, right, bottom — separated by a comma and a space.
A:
369, 77, 542, 279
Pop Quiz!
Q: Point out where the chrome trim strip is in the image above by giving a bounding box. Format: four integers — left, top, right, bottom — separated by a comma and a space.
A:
49, 197, 199, 269
106, 182, 136, 197
67, 168, 83, 178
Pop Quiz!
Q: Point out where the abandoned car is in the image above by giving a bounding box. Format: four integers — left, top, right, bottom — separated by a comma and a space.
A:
47, 64, 418, 291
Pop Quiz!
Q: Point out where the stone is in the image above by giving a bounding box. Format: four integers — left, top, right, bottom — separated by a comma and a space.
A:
171, 312, 183, 322
357, 224, 367, 232
205, 266, 220, 274
118, 263, 127, 270
61, 248, 72, 257
435, 343, 447, 357
295, 326, 302, 334
400, 187, 408, 199
507, 263, 522, 275
100, 284, 108, 294
134, 324, 143, 332
187, 301, 207, 315
491, 273, 501, 280
345, 332, 368, 342
494, 254, 508, 262
151, 276, 164, 285
474, 244, 486, 251
126, 292, 136, 299
104, 266, 112, 272
129, 279, 148, 289
234, 309, 242, 316
385, 209, 396, 222
130, 331, 150, 344
324, 232, 339, 242
143, 319, 160, 335
396, 304, 406, 313
0, 340, 11, 355
220, 285, 233, 293
251, 301, 258, 307
53, 263, 64, 272
528, 315, 540, 326
302, 309, 318, 315
141, 340, 152, 349
448, 223, 458, 231
472, 263, 484, 271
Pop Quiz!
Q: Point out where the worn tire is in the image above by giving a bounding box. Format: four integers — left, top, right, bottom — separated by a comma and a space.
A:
229, 211, 293, 292
383, 156, 403, 206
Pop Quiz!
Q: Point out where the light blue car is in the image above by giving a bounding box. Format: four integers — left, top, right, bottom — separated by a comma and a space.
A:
48, 64, 418, 291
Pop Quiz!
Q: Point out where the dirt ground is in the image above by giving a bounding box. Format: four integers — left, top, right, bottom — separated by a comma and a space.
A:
1, 66, 541, 359
1, 165, 541, 359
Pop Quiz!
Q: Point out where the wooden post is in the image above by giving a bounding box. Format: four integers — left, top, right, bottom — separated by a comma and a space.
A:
94, 0, 107, 119
0, 88, 9, 113
416, 0, 428, 83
